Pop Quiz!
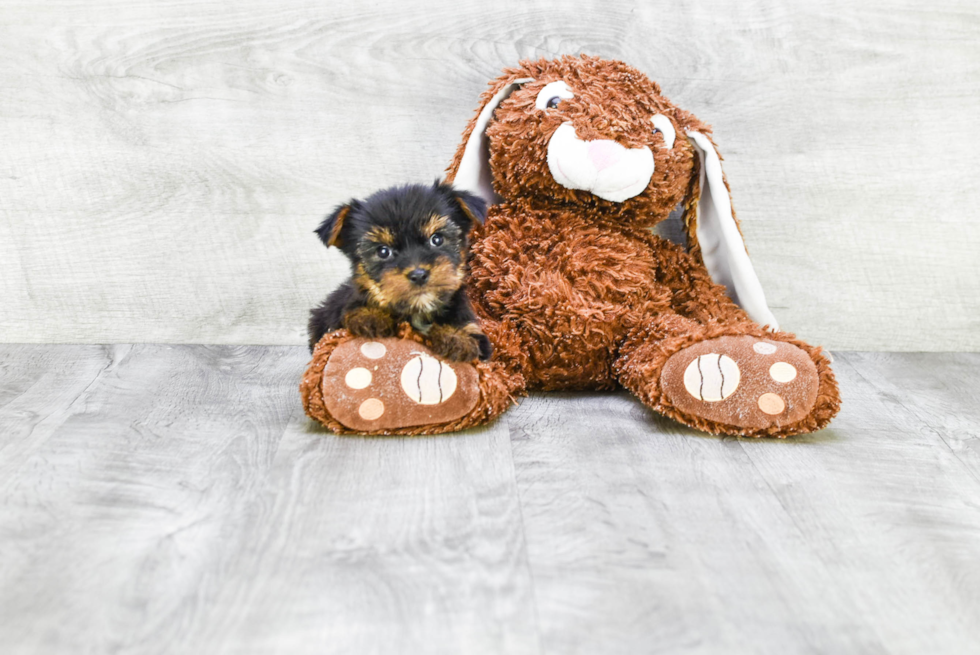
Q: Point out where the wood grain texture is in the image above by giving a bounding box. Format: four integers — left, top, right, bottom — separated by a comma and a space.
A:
0, 344, 538, 655
184, 417, 539, 655
2, 345, 980, 653
507, 353, 980, 654
0, 344, 304, 654
0, 1, 978, 350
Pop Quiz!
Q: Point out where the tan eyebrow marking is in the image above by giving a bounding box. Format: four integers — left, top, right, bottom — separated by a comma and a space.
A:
422, 214, 450, 238
365, 226, 395, 246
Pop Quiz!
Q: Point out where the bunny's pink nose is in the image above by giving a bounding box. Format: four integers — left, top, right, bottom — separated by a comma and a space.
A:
587, 140, 626, 171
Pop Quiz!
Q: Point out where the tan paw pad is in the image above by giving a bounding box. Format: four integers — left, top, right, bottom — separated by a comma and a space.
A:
358, 398, 385, 421
758, 393, 785, 415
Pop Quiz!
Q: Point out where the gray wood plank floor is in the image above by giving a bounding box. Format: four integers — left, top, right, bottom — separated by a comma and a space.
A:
1, 345, 978, 654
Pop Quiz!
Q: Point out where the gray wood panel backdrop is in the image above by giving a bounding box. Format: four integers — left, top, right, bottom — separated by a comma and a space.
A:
1, 0, 978, 350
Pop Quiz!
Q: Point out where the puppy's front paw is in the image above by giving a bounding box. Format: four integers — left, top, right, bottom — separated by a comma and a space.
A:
428, 325, 482, 362
343, 307, 397, 338
475, 332, 493, 361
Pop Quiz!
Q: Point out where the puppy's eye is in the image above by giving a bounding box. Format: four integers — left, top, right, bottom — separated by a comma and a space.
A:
535, 81, 573, 111
429, 233, 444, 247
377, 245, 392, 259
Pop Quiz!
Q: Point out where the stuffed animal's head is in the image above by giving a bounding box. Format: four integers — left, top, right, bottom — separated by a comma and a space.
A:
445, 55, 781, 330
446, 56, 711, 225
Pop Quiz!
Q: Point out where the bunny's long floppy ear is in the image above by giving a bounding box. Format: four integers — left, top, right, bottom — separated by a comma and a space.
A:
684, 131, 779, 330
445, 77, 533, 205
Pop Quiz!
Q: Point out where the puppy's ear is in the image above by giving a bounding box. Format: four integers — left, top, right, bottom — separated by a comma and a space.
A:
435, 181, 488, 232
314, 201, 358, 249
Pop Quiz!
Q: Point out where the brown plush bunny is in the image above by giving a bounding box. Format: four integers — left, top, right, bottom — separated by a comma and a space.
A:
302, 55, 840, 437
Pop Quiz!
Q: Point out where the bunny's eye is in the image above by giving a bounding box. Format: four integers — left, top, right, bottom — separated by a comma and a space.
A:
536, 81, 574, 111
650, 114, 676, 149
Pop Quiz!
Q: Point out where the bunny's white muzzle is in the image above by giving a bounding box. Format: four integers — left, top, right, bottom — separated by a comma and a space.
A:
546, 122, 654, 203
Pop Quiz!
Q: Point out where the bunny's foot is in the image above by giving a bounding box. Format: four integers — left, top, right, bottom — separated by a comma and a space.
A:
301, 326, 521, 435
617, 326, 840, 437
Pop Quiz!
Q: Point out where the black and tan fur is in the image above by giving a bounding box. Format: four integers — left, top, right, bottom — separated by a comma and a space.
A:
308, 182, 491, 362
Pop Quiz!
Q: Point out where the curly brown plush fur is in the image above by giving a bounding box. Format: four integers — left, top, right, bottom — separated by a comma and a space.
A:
442, 55, 840, 437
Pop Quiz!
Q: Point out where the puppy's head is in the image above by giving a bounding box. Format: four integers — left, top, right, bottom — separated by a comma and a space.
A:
315, 182, 486, 316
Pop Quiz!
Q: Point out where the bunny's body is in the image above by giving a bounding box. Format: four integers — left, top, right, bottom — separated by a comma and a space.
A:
469, 205, 701, 389
447, 55, 840, 437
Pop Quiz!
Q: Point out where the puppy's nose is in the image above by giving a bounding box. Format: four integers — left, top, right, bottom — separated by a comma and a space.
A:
407, 268, 429, 286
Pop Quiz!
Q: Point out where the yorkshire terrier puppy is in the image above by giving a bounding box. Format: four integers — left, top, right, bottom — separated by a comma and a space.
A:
308, 181, 492, 362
